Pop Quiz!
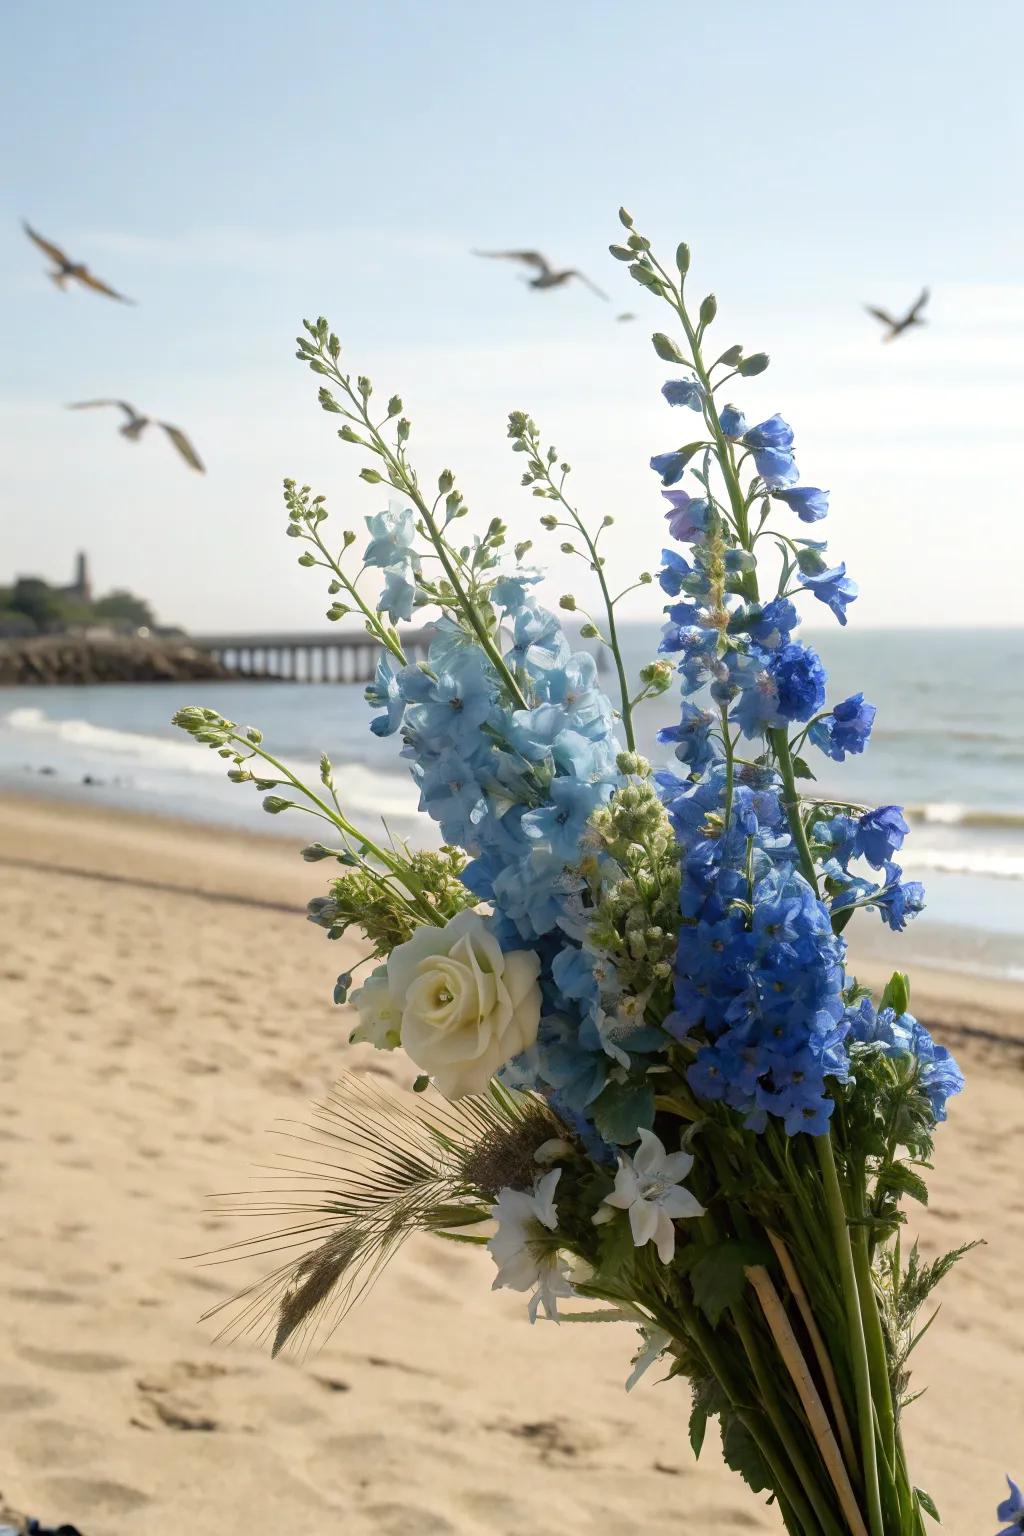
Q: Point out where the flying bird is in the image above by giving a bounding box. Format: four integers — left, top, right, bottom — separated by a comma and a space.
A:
67, 400, 205, 472
473, 249, 608, 300
865, 287, 929, 342
616, 312, 636, 323
22, 221, 135, 303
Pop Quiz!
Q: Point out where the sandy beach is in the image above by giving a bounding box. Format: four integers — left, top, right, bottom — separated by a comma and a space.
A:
1, 789, 1021, 1536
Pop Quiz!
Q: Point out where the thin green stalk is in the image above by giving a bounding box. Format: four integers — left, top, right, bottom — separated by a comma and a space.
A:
534, 461, 636, 748
816, 1136, 886, 1536
730, 1302, 846, 1536
851, 1226, 897, 1476
238, 739, 439, 919
662, 1293, 822, 1536
326, 357, 530, 711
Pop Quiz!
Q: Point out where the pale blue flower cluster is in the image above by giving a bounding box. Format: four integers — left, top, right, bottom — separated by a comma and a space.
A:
367, 578, 656, 1135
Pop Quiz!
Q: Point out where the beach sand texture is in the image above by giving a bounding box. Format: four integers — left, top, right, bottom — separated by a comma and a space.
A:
1, 793, 1021, 1535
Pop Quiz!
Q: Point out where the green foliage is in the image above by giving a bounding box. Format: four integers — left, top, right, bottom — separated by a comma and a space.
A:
690, 1241, 766, 1327
591, 1079, 655, 1146
720, 1411, 772, 1494
877, 1235, 982, 1413
0, 575, 161, 636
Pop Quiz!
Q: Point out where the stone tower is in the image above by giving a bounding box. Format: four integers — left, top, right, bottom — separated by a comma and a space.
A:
70, 551, 92, 603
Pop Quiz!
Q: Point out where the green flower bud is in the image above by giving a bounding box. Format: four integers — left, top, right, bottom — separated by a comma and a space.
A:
738, 352, 770, 377
652, 332, 685, 363
699, 293, 718, 326
559, 594, 577, 611
676, 243, 691, 275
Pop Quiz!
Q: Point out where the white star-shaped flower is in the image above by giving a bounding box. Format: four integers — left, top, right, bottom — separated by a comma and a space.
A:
597, 1128, 705, 1265
488, 1168, 574, 1322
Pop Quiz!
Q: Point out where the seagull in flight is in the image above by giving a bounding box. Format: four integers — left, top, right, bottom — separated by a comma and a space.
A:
67, 400, 205, 472
865, 287, 929, 342
474, 249, 608, 300
23, 221, 135, 304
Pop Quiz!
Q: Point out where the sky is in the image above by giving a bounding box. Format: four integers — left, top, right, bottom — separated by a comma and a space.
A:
3, 0, 1023, 634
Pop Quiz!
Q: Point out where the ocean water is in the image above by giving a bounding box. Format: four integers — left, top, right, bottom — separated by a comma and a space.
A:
2, 625, 1022, 978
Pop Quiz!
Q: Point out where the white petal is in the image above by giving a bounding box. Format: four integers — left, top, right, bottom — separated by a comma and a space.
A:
633, 1127, 667, 1177
660, 1148, 695, 1183
604, 1158, 639, 1208
629, 1198, 659, 1249
532, 1167, 562, 1229
660, 1186, 705, 1221
654, 1210, 676, 1266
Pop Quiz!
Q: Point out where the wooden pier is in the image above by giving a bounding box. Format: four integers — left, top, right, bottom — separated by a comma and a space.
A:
191, 627, 434, 683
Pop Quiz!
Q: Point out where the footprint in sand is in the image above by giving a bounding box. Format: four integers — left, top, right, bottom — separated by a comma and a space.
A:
16, 1344, 126, 1373
13, 1417, 105, 1468
6, 1286, 81, 1306
0, 1383, 56, 1415
363, 1503, 457, 1535
38, 1476, 150, 1515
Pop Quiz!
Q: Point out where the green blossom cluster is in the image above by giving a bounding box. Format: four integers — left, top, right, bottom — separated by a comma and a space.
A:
588, 753, 681, 1004
307, 847, 477, 959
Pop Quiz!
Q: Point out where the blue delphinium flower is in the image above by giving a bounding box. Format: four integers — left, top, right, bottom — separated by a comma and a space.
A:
772, 485, 830, 523
651, 448, 691, 485
364, 504, 418, 569
719, 404, 748, 439
662, 377, 705, 410
664, 489, 712, 542
809, 693, 876, 760
491, 569, 542, 611
996, 1475, 1024, 1536
741, 415, 798, 488
848, 1003, 963, 1121
873, 867, 926, 931
747, 597, 799, 650
378, 565, 418, 623
658, 548, 692, 595
856, 806, 909, 868
801, 562, 858, 624
365, 656, 405, 737
769, 643, 827, 722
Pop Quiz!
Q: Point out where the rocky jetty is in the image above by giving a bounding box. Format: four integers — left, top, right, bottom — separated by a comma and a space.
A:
0, 634, 245, 686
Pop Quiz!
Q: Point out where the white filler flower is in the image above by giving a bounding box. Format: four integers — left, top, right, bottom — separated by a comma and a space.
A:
385, 909, 541, 1098
598, 1128, 705, 1264
349, 966, 403, 1050
488, 1168, 574, 1322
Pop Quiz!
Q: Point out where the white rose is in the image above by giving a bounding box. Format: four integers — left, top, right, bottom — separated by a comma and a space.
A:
349, 967, 403, 1050
387, 909, 541, 1098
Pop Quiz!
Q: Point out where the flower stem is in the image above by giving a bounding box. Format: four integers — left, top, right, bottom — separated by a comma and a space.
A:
816, 1135, 886, 1536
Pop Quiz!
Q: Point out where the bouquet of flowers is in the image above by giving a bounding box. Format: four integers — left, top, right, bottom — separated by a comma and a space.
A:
174, 209, 973, 1535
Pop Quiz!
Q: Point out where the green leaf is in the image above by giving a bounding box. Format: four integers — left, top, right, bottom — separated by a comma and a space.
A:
721, 1412, 771, 1493
591, 1080, 655, 1146
792, 755, 816, 781
915, 1487, 941, 1522
691, 1241, 766, 1326
689, 1401, 708, 1459
594, 1211, 637, 1287
412, 1074, 430, 1093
